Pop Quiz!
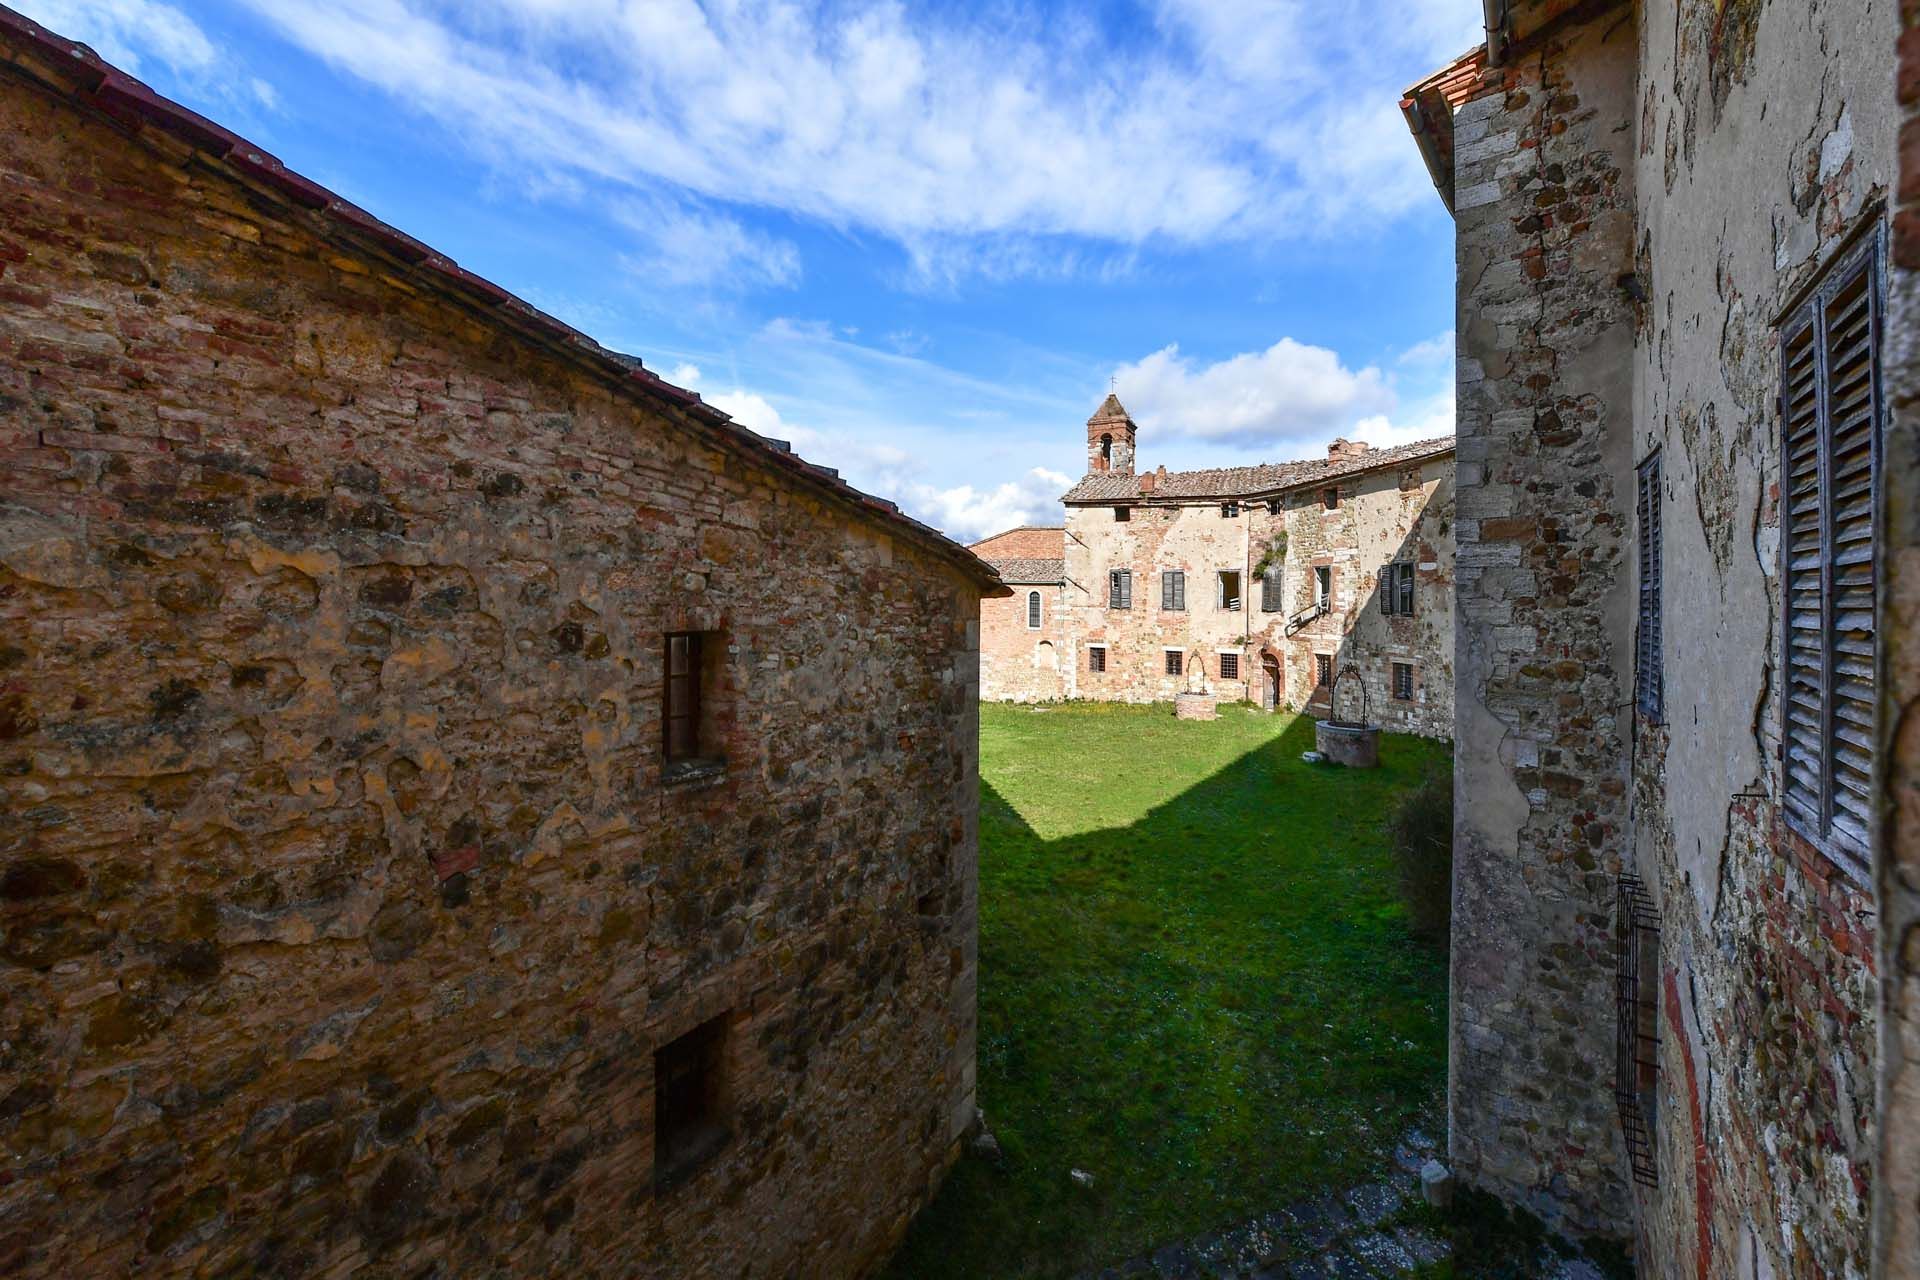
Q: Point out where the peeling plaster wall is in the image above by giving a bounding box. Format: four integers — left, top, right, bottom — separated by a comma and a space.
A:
1448, 10, 1640, 1239
1632, 1, 1890, 1275
0, 64, 982, 1279
1057, 458, 1453, 737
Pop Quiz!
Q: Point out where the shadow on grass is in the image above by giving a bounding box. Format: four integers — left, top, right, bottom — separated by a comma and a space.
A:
886, 707, 1451, 1280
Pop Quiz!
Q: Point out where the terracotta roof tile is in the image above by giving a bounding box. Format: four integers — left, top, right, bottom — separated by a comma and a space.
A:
1061, 437, 1454, 504
981, 558, 1064, 584
969, 526, 1064, 560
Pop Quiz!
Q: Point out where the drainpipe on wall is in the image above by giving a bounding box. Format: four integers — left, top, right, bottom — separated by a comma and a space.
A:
1482, 0, 1509, 65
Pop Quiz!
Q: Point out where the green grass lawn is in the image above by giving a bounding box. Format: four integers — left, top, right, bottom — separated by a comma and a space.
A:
885, 701, 1453, 1279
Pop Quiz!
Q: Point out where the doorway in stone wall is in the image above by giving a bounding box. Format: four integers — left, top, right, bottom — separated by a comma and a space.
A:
1261, 654, 1281, 709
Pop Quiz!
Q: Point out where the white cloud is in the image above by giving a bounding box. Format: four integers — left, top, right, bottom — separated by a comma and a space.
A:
1397, 329, 1456, 368
1113, 339, 1395, 449
221, 0, 1482, 283
904, 468, 1073, 545
614, 200, 799, 290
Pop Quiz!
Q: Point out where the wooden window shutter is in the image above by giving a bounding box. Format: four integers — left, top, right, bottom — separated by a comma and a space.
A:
1778, 228, 1883, 876
1379, 565, 1394, 615
1635, 455, 1662, 720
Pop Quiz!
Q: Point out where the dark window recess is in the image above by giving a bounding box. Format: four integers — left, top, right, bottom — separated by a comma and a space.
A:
1221, 501, 1240, 518
1379, 562, 1416, 616
1314, 566, 1331, 608
1100, 433, 1112, 466
1635, 453, 1663, 720
1162, 570, 1186, 611
1779, 228, 1882, 880
1266, 498, 1284, 515
1315, 654, 1332, 688
1113, 505, 1130, 522
664, 633, 707, 765
1165, 650, 1183, 677
1392, 663, 1414, 701
1218, 570, 1241, 611
1219, 653, 1240, 681
1026, 591, 1042, 629
1323, 487, 1339, 510
1615, 875, 1661, 1188
1088, 646, 1106, 673
655, 1014, 731, 1187
1260, 568, 1283, 613
1108, 568, 1132, 610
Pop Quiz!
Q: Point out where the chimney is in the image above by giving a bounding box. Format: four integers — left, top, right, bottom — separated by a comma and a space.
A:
1328, 438, 1371, 461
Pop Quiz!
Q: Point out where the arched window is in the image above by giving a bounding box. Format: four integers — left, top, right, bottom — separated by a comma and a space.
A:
1026, 591, 1042, 629
1100, 433, 1112, 465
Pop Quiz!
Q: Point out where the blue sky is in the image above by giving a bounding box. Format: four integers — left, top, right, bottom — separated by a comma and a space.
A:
25, 0, 1475, 541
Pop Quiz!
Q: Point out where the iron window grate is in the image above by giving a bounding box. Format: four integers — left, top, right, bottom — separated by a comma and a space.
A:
1615, 874, 1661, 1188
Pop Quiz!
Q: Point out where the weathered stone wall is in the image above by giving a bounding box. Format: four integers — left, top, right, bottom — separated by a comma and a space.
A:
1630, 1, 1890, 1274
1880, 1, 1920, 1273
0, 46, 984, 1280
978, 582, 1066, 702
1447, 11, 1640, 1239
1058, 456, 1453, 738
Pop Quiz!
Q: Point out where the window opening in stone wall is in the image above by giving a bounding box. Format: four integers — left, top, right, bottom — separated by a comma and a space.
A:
1315, 653, 1332, 688
1165, 650, 1182, 677
1260, 568, 1282, 613
1634, 452, 1663, 721
1218, 571, 1241, 611
1100, 433, 1112, 467
1218, 653, 1239, 681
1392, 662, 1414, 702
1108, 569, 1132, 610
1221, 501, 1239, 518
1379, 562, 1415, 616
1026, 591, 1042, 630
1323, 487, 1339, 510
655, 1013, 731, 1189
1314, 566, 1330, 609
664, 632, 722, 778
1614, 875, 1661, 1189
1113, 505, 1130, 522
1778, 226, 1882, 882
1267, 498, 1284, 515
1162, 570, 1186, 611
1088, 645, 1106, 673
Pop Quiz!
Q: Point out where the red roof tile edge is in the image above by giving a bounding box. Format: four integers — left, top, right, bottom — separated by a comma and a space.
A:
0, 4, 1008, 596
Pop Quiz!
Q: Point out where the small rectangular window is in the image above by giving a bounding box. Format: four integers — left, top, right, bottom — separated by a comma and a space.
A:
1162, 570, 1186, 611
1315, 654, 1332, 688
1635, 453, 1662, 720
1219, 653, 1240, 680
655, 1014, 731, 1187
1218, 570, 1241, 611
1392, 662, 1414, 701
1323, 487, 1339, 510
1266, 498, 1284, 515
1088, 646, 1106, 673
1778, 227, 1883, 878
1221, 501, 1240, 518
1108, 568, 1132, 610
1260, 568, 1282, 613
664, 632, 722, 772
1165, 650, 1183, 677
1026, 590, 1042, 630
1113, 505, 1130, 522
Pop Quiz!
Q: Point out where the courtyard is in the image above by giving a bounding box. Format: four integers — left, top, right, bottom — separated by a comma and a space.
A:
886, 702, 1452, 1278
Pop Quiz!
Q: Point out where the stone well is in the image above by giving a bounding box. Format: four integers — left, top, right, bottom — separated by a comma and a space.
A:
1314, 719, 1380, 768
1174, 691, 1218, 721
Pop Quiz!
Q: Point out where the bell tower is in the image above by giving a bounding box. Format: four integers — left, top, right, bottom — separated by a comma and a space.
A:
1086, 394, 1137, 476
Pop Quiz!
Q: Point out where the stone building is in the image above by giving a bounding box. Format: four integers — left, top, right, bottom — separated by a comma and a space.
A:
1404, 0, 1914, 1272
0, 12, 1003, 1278
978, 396, 1456, 738
968, 526, 1067, 703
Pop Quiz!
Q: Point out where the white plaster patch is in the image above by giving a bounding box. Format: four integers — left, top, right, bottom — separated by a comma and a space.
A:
1818, 109, 1854, 183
